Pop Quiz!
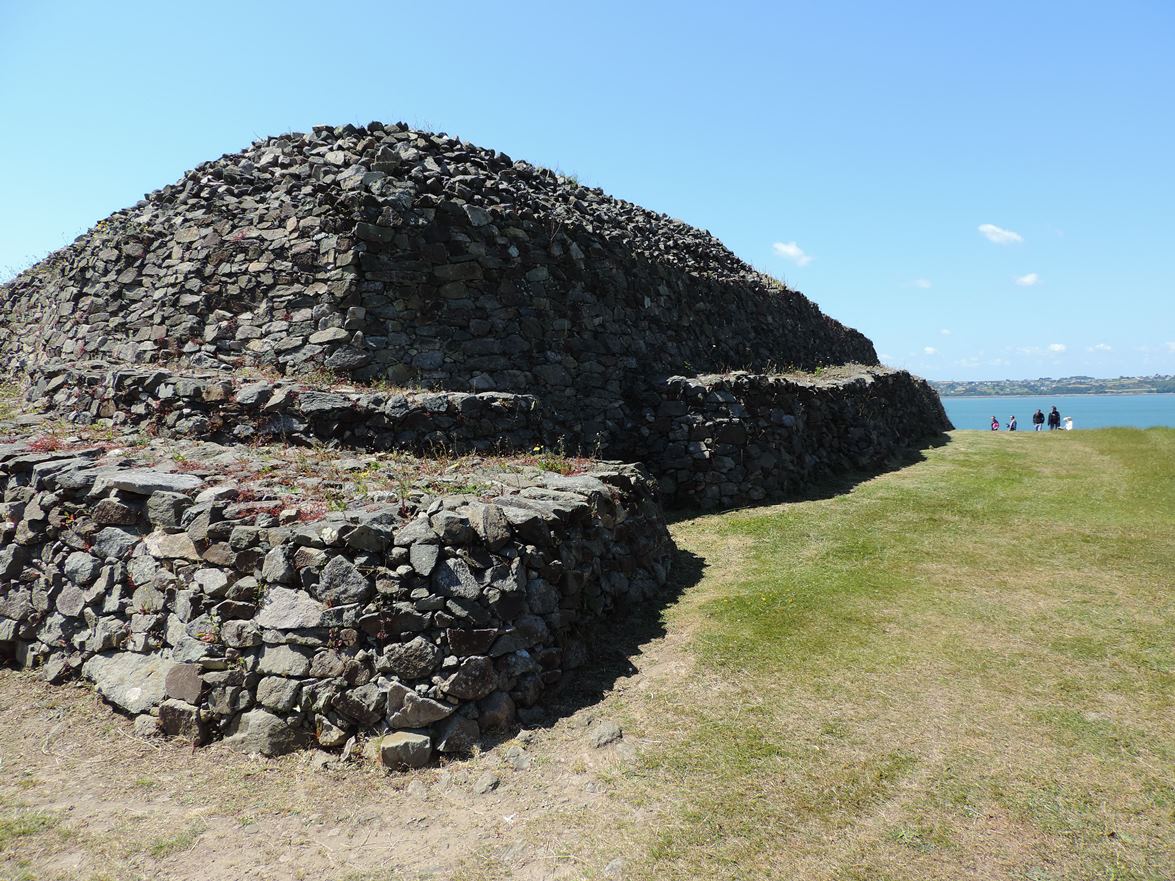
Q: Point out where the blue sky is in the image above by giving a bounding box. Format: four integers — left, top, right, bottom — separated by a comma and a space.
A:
1, 0, 1172, 381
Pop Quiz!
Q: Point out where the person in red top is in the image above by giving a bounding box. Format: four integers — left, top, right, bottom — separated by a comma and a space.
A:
991, 416, 1000, 431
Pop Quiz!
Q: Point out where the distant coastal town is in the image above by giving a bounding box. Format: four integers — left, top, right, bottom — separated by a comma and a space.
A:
931, 374, 1175, 397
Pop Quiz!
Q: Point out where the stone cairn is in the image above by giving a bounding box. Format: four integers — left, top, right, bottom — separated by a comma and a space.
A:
0, 122, 951, 766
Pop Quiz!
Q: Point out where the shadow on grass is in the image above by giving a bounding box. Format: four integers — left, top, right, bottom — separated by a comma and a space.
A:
511, 546, 705, 736
520, 432, 951, 731
662, 431, 952, 524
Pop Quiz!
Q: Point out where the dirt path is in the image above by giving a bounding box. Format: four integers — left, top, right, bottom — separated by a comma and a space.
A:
0, 621, 695, 881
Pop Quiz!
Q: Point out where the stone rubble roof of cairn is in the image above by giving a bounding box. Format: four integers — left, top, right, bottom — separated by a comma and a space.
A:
0, 121, 877, 400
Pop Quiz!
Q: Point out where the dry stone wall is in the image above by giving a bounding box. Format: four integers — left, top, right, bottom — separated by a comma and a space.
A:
0, 123, 953, 763
0, 439, 671, 763
24, 362, 543, 454
639, 367, 950, 510
1, 121, 877, 448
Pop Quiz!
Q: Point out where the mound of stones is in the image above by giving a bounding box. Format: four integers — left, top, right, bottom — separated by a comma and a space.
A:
1, 121, 879, 448
0, 123, 953, 763
0, 436, 671, 764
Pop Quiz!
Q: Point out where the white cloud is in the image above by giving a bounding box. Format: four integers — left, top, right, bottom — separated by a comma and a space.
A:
1048, 343, 1067, 353
1089, 343, 1112, 353
957, 356, 981, 368
772, 241, 813, 266
1165, 341, 1175, 352
1015, 272, 1040, 286
923, 346, 938, 355
978, 223, 1024, 245
879, 352, 893, 362
940, 328, 952, 336
913, 278, 932, 289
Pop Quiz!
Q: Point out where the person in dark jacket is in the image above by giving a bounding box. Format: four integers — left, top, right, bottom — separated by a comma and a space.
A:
1008, 415, 1018, 431
1047, 406, 1061, 430
991, 416, 1000, 431
1033, 409, 1045, 431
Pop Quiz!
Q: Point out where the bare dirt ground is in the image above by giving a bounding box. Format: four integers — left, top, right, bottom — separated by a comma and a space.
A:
0, 637, 688, 881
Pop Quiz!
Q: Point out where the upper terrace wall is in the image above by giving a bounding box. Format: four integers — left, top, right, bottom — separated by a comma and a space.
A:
0, 122, 877, 447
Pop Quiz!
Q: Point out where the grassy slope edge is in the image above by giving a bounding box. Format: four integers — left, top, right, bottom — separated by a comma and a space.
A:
561, 429, 1174, 881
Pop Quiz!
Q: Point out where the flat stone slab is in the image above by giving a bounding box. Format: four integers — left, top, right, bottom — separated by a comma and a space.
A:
256, 586, 325, 630
92, 470, 204, 496
82, 652, 178, 714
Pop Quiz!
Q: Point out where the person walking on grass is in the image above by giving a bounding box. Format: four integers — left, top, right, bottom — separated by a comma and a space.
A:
1033, 409, 1045, 431
1047, 406, 1061, 430
991, 416, 1000, 431
1008, 415, 1018, 431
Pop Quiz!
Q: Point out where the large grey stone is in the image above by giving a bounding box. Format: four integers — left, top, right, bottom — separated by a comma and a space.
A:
158, 698, 205, 742
91, 527, 140, 561
376, 731, 432, 769
146, 491, 191, 528
92, 470, 203, 497
388, 690, 454, 728
144, 530, 201, 561
82, 652, 177, 714
257, 586, 324, 629
261, 547, 296, 584
258, 644, 313, 677
224, 709, 310, 756
435, 715, 480, 754
431, 558, 481, 600
316, 556, 372, 605
256, 676, 302, 711
379, 636, 441, 680
442, 656, 496, 700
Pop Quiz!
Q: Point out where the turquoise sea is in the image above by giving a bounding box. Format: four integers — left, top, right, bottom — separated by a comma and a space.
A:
941, 393, 1175, 430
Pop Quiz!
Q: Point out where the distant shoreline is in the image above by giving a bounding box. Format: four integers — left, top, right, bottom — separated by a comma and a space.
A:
941, 391, 1175, 399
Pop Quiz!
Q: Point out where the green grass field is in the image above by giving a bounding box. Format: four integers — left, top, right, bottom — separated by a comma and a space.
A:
579, 429, 1174, 880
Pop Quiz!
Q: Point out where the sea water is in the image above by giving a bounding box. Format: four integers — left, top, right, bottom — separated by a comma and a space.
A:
941, 393, 1175, 430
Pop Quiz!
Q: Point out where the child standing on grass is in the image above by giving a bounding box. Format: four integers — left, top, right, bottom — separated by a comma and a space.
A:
991, 416, 1000, 431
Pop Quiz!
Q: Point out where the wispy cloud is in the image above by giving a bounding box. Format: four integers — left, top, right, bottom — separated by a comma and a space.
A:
1089, 343, 1112, 353
923, 346, 938, 355
940, 328, 952, 336
913, 278, 932, 289
1166, 342, 1175, 353
879, 352, 893, 362
772, 241, 813, 266
957, 356, 981, 368
1014, 272, 1040, 286
1048, 342, 1067, 353
978, 223, 1023, 245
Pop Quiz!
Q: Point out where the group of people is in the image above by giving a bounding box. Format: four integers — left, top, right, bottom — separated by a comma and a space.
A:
991, 406, 1072, 432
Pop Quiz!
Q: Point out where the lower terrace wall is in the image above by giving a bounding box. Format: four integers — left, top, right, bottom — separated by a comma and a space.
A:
639, 367, 951, 510
0, 441, 672, 765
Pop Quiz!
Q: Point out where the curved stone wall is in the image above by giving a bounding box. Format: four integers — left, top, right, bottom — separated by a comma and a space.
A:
0, 439, 671, 763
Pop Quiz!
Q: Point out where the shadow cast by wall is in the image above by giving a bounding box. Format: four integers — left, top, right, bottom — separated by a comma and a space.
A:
482, 546, 704, 742
509, 432, 951, 737
663, 431, 952, 523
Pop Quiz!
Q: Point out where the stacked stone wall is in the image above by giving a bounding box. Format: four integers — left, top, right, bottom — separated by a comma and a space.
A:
24, 362, 543, 454
1, 122, 877, 448
641, 367, 950, 510
0, 441, 671, 763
